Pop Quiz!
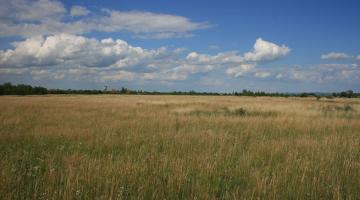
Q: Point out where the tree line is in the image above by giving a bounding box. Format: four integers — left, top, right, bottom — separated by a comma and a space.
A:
0, 82, 359, 98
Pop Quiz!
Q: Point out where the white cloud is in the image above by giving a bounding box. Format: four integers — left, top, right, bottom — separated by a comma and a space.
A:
0, 34, 221, 81
243, 38, 290, 62
356, 55, 360, 60
255, 71, 272, 78
321, 52, 352, 60
11, 0, 66, 21
0, 0, 69, 37
275, 73, 284, 79
285, 63, 360, 83
134, 32, 194, 39
95, 10, 209, 39
225, 64, 255, 77
0, 34, 291, 82
0, 68, 29, 74
99, 10, 208, 33
100, 71, 135, 81
186, 51, 243, 64
0, 34, 169, 69
0, 0, 209, 39
30, 69, 53, 80
222, 38, 290, 78
173, 48, 187, 54
70, 6, 90, 17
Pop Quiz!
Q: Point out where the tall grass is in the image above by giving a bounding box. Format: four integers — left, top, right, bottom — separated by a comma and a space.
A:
0, 95, 359, 199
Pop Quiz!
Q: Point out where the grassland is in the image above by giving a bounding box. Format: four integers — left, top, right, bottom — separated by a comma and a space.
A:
0, 95, 360, 199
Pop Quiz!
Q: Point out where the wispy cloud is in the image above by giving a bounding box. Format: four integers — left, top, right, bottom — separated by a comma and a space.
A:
321, 52, 352, 60
0, 0, 210, 39
70, 6, 90, 17
274, 63, 360, 84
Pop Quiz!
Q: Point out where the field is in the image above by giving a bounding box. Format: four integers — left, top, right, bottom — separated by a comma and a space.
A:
0, 95, 360, 199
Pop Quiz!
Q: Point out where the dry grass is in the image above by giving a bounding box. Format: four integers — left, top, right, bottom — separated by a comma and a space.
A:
0, 95, 359, 199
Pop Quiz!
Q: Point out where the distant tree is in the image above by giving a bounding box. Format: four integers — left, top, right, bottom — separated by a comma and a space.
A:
346, 90, 354, 98
299, 93, 308, 97
0, 82, 48, 95
0, 82, 358, 97
120, 87, 128, 94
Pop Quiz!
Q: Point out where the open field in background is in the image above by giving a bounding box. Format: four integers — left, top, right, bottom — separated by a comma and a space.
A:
0, 95, 360, 199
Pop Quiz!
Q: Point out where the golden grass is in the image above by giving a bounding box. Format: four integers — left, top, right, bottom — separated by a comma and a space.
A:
0, 95, 359, 199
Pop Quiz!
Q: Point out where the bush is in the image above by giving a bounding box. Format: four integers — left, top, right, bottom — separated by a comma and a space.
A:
232, 108, 247, 116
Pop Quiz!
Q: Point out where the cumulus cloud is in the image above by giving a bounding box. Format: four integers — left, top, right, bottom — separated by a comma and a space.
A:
0, 35, 291, 82
222, 38, 290, 78
225, 64, 255, 77
243, 38, 290, 62
0, 34, 185, 72
0, 34, 225, 81
70, 6, 90, 17
321, 52, 352, 60
0, 0, 209, 39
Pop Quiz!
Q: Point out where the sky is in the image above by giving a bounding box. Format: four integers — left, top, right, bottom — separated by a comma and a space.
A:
0, 0, 360, 92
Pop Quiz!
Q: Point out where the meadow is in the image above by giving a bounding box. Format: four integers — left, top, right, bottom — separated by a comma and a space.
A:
0, 95, 359, 199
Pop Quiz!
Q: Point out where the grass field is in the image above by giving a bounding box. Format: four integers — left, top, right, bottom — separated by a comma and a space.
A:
0, 95, 360, 199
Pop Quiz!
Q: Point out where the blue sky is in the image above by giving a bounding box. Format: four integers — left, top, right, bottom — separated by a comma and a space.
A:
0, 0, 360, 92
